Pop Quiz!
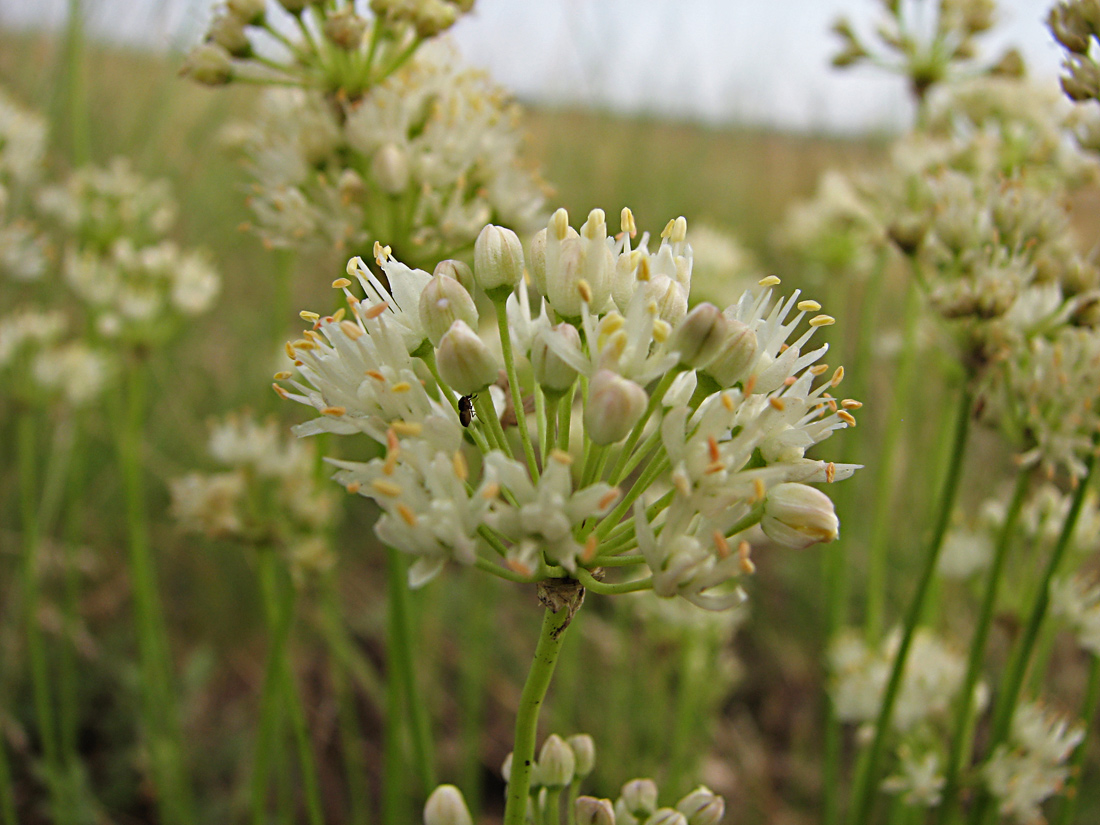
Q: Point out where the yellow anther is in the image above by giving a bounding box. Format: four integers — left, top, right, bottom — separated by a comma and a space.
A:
838, 410, 857, 426
637, 256, 651, 282
340, 320, 364, 340
769, 397, 786, 412
391, 382, 412, 393
810, 364, 829, 376
598, 488, 621, 510
363, 301, 389, 320
550, 207, 570, 241
371, 479, 403, 497
333, 308, 346, 322
752, 478, 766, 502
826, 462, 837, 483
273, 371, 292, 380
397, 504, 418, 527
831, 366, 845, 387
842, 399, 862, 410
392, 421, 422, 436
661, 218, 676, 239
713, 530, 731, 559
453, 451, 468, 482
332, 277, 352, 289
345, 481, 361, 494
366, 370, 386, 381
550, 449, 574, 465
481, 482, 501, 500
652, 319, 671, 342
797, 300, 822, 312
284, 342, 296, 359
300, 310, 320, 321
272, 383, 289, 399
810, 315, 836, 327
721, 392, 735, 411
621, 207, 637, 238
322, 406, 347, 416
758, 275, 781, 287
583, 534, 599, 563
577, 279, 593, 304
739, 541, 756, 574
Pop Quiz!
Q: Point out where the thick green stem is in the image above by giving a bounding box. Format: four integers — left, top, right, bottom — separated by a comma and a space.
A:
849, 386, 973, 825
386, 547, 436, 797
1054, 654, 1100, 825
503, 606, 575, 825
938, 469, 1031, 825
865, 280, 922, 642
969, 448, 1098, 825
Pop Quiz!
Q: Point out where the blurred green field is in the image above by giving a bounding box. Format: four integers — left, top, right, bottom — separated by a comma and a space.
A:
3, 19, 1099, 825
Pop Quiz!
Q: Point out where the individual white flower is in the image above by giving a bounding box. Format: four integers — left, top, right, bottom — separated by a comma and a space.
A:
0, 219, 50, 282
32, 342, 112, 407
169, 472, 246, 538
0, 88, 48, 188
1050, 574, 1100, 655
938, 525, 993, 579
0, 308, 66, 369
882, 748, 946, 807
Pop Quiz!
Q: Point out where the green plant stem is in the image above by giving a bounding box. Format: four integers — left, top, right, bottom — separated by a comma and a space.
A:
503, 606, 575, 825
387, 547, 436, 796
849, 386, 973, 825
18, 413, 69, 824
118, 362, 193, 825
667, 635, 700, 796
938, 469, 1031, 825
1055, 654, 1100, 825
574, 568, 653, 595
494, 295, 539, 479
969, 448, 1098, 825
865, 280, 922, 642
608, 370, 679, 485
458, 571, 493, 818
0, 733, 14, 825
558, 384, 575, 452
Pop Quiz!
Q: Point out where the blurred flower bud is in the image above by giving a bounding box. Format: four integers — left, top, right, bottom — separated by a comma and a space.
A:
675, 787, 725, 825
1049, 3, 1093, 54
371, 143, 409, 195
643, 810, 687, 825
669, 302, 728, 368
567, 734, 596, 778
181, 43, 234, 86
208, 13, 251, 57
475, 224, 525, 295
437, 320, 497, 395
988, 48, 1025, 78
434, 259, 475, 293
532, 322, 581, 395
761, 483, 839, 549
227, 0, 265, 25
705, 318, 758, 386
278, 0, 310, 14
577, 797, 616, 825
537, 734, 576, 788
337, 169, 366, 202
324, 8, 368, 50
420, 274, 478, 346
619, 779, 659, 818
413, 0, 458, 37
585, 370, 647, 445
424, 785, 473, 825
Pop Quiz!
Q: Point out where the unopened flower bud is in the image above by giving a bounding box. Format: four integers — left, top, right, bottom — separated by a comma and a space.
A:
324, 8, 368, 50
475, 224, 524, 295
585, 370, 647, 445
501, 752, 513, 784
537, 734, 575, 788
434, 259, 474, 293
576, 797, 616, 825
547, 236, 588, 318
413, 0, 458, 37
371, 143, 409, 195
278, 0, 309, 15
424, 785, 473, 825
528, 228, 548, 294
705, 318, 757, 386
208, 13, 251, 57
619, 779, 659, 818
420, 275, 478, 346
675, 787, 724, 825
437, 320, 497, 395
646, 276, 688, 325
532, 322, 580, 394
337, 169, 366, 201
567, 734, 596, 777
181, 43, 234, 86
761, 483, 839, 549
227, 0, 265, 25
1049, 3, 1092, 54
669, 302, 728, 368
644, 810, 686, 825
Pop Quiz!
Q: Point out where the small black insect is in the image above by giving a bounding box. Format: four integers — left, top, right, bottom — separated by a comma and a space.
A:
458, 393, 477, 428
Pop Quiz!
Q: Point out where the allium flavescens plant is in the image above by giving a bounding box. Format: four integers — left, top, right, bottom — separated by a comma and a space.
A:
277, 206, 861, 823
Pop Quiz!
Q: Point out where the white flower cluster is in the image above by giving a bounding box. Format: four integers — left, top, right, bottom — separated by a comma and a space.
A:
279, 208, 859, 606
983, 701, 1084, 824
0, 88, 49, 283
1050, 573, 1100, 654
171, 413, 337, 583
227, 39, 544, 265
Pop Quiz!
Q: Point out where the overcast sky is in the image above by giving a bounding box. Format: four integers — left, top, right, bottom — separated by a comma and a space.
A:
0, 0, 1071, 133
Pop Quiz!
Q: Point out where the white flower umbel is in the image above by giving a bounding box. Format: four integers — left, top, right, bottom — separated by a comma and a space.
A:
280, 207, 861, 602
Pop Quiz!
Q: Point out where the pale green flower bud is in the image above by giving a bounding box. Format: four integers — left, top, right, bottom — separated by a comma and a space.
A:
668, 302, 728, 368
434, 259, 475, 293
475, 224, 525, 295
420, 274, 478, 346
705, 318, 757, 386
643, 810, 686, 825
1049, 3, 1092, 54
208, 13, 251, 57
528, 227, 548, 294
324, 8, 368, 50
567, 733, 596, 777
227, 0, 265, 25
181, 43, 234, 86
619, 779, 659, 818
675, 787, 724, 825
412, 0, 458, 37
337, 169, 366, 201
424, 785, 473, 825
371, 143, 409, 195
585, 370, 647, 445
278, 0, 310, 15
532, 322, 580, 395
761, 482, 839, 549
538, 734, 575, 788
576, 797, 616, 825
437, 320, 497, 395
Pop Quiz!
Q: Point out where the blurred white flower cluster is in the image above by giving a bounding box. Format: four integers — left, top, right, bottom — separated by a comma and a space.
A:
278, 207, 860, 606
170, 412, 338, 584
187, 0, 543, 268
